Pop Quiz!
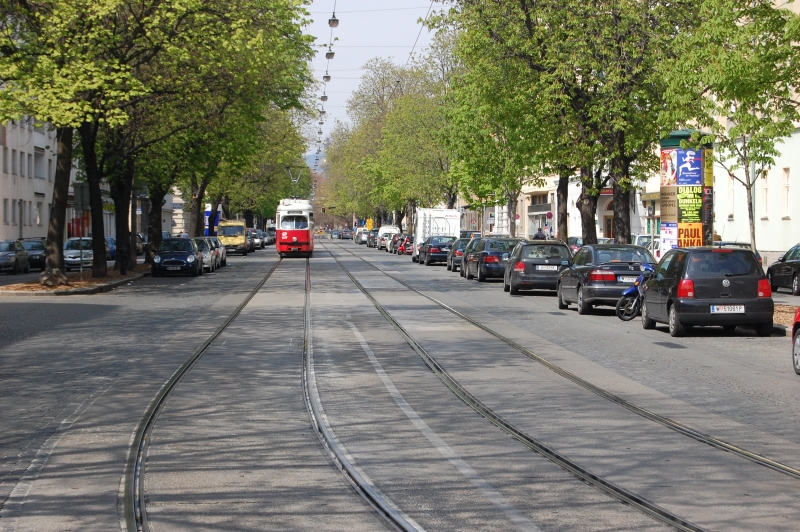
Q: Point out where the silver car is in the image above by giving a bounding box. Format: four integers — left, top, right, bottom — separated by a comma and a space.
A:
210, 237, 227, 267
193, 238, 218, 272
63, 238, 95, 271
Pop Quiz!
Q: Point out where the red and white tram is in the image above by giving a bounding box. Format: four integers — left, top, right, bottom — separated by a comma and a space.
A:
275, 197, 315, 257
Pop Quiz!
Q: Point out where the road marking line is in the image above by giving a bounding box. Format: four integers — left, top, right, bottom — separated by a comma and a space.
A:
347, 322, 541, 532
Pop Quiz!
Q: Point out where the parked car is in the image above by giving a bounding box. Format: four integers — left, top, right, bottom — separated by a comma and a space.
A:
63, 237, 107, 271
447, 238, 470, 272
460, 230, 481, 240
104, 236, 116, 260
265, 226, 276, 244
641, 247, 773, 337
193, 238, 218, 272
256, 229, 266, 249
248, 228, 261, 251
152, 238, 203, 277
246, 230, 255, 253
504, 240, 572, 294
598, 237, 614, 244
218, 220, 249, 256
557, 244, 655, 314
567, 237, 584, 253
377, 226, 400, 251
366, 229, 379, 248
331, 230, 341, 240
793, 307, 800, 374
464, 237, 522, 281
396, 234, 413, 255
21, 239, 46, 271
460, 237, 482, 277
341, 229, 353, 240
210, 237, 227, 267
715, 241, 762, 267
646, 237, 664, 261
419, 235, 457, 266
0, 240, 30, 274
354, 227, 368, 244
767, 243, 800, 295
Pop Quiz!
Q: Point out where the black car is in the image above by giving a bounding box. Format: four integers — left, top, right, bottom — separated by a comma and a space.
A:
464, 237, 522, 281
447, 238, 470, 272
767, 243, 800, 295
460, 230, 481, 240
0, 240, 30, 274
366, 229, 379, 248
504, 240, 571, 294
558, 244, 655, 314
21, 239, 46, 271
641, 247, 773, 337
419, 235, 457, 265
152, 238, 203, 277
460, 237, 482, 277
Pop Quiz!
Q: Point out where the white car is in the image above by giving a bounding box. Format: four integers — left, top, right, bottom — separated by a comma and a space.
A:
646, 237, 664, 260
377, 226, 400, 251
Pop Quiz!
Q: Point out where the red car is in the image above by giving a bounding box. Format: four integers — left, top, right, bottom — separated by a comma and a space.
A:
793, 307, 800, 375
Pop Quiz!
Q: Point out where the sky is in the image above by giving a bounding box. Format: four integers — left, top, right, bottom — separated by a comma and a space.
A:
304, 1, 437, 161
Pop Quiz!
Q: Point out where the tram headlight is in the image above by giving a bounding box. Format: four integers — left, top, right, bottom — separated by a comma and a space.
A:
153, 255, 162, 264
292, 236, 298, 242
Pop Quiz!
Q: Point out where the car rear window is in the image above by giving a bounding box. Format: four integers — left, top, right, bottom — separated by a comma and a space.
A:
523, 245, 570, 259
686, 250, 759, 277
488, 240, 519, 251
22, 240, 45, 251
0, 242, 15, 252
431, 236, 456, 245
596, 246, 654, 264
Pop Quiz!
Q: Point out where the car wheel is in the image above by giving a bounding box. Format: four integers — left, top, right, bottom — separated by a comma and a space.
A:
25, 261, 31, 274
755, 322, 773, 337
476, 266, 485, 282
199, 263, 204, 275
425, 254, 431, 266
577, 286, 591, 315
668, 305, 686, 337
191, 265, 199, 277
767, 271, 778, 292
793, 275, 800, 296
412, 254, 417, 263
11, 260, 18, 275
641, 300, 656, 329
460, 264, 465, 277
466, 265, 474, 280
243, 250, 248, 256
557, 284, 569, 309
503, 276, 510, 292
509, 281, 519, 295
447, 260, 452, 271
793, 328, 800, 375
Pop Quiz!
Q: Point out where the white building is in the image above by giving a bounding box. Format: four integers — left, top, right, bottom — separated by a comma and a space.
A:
0, 119, 57, 240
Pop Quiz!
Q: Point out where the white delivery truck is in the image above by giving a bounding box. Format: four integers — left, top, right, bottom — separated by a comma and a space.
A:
412, 208, 461, 262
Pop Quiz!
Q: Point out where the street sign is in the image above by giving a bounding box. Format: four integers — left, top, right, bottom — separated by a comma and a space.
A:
73, 183, 90, 212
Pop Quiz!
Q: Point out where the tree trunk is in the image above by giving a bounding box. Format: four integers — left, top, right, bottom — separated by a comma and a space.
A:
78, 122, 107, 277
611, 155, 632, 245
41, 127, 73, 287
556, 169, 569, 242
147, 183, 168, 264
244, 209, 254, 228
129, 175, 138, 272
208, 194, 222, 236
745, 177, 757, 255
188, 176, 210, 236
109, 167, 133, 275
506, 192, 517, 237
577, 167, 599, 244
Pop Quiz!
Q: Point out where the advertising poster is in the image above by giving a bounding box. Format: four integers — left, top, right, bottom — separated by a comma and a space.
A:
678, 223, 703, 247
661, 222, 678, 252
660, 186, 678, 223
704, 148, 714, 187
677, 149, 703, 185
702, 187, 714, 245
677, 186, 703, 223
661, 149, 677, 186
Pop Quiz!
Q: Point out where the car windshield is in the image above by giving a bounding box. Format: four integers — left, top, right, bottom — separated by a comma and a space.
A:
218, 225, 244, 236
159, 240, 193, 252
430, 236, 456, 246
686, 250, 759, 277
523, 245, 570, 259
22, 240, 45, 251
64, 239, 92, 250
193, 239, 209, 251
596, 246, 654, 264
281, 216, 308, 229
0, 242, 15, 252
487, 240, 519, 251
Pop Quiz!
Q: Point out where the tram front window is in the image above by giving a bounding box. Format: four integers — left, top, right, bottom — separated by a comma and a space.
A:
281, 216, 308, 229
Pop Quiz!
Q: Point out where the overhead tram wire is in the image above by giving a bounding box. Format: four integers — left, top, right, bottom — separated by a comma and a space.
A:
315, 1, 339, 168
405, 0, 435, 68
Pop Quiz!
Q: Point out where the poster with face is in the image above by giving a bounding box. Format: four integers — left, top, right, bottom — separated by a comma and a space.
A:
677, 149, 703, 185
661, 149, 677, 186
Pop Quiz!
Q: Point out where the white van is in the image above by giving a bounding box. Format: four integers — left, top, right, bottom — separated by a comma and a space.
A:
354, 227, 368, 245
377, 226, 400, 251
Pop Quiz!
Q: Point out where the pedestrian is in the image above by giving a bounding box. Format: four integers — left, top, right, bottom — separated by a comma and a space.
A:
533, 227, 547, 240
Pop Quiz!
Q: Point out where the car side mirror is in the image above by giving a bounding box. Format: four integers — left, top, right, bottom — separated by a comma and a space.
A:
778, 255, 785, 262
561, 260, 570, 266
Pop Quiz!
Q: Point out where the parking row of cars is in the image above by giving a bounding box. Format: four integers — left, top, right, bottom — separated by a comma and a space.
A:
360, 229, 785, 342
152, 236, 229, 276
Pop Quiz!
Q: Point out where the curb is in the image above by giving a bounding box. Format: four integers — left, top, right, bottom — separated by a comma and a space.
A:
0, 272, 150, 297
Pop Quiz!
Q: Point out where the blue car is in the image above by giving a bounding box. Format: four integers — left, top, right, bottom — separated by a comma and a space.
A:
152, 238, 203, 277
105, 237, 116, 260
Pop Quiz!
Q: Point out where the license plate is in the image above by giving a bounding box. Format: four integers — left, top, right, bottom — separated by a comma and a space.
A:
167, 267, 180, 271
618, 276, 638, 283
537, 265, 558, 271
711, 305, 745, 314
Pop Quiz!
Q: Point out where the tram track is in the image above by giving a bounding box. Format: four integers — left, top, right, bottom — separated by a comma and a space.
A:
326, 242, 800, 483
124, 256, 416, 532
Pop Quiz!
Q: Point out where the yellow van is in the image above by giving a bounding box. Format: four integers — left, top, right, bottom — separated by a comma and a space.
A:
217, 220, 249, 255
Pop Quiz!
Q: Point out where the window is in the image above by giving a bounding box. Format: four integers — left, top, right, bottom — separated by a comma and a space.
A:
48, 159, 52, 182
29, 201, 33, 226
20, 151, 25, 177
21, 201, 25, 225
35, 202, 42, 225
761, 170, 768, 216
11, 149, 16, 175
2, 147, 7, 173
28, 154, 32, 178
280, 216, 308, 229
784, 168, 791, 218
12, 199, 17, 224
2, 199, 7, 224
655, 251, 675, 279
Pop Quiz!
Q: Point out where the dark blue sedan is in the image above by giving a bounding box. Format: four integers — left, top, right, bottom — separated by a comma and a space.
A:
152, 238, 203, 277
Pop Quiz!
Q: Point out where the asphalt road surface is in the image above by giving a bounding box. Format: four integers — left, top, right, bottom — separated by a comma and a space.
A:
1, 241, 799, 531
